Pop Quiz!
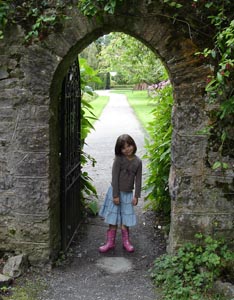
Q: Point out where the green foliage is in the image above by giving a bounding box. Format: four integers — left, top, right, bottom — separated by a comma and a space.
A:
80, 57, 102, 91
80, 42, 99, 70
201, 15, 234, 120
151, 234, 234, 300
194, 1, 234, 168
79, 58, 109, 209
79, 57, 102, 202
98, 32, 167, 85
87, 200, 99, 215
83, 95, 109, 125
143, 84, 172, 214
1, 277, 47, 300
212, 161, 228, 170
0, 0, 69, 43
106, 72, 110, 89
80, 57, 102, 141
0, 0, 10, 39
78, 0, 124, 17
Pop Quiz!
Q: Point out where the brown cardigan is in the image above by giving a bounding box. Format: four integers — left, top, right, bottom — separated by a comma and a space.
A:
111, 155, 142, 198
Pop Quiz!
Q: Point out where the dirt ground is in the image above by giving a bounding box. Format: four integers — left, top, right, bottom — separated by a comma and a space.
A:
39, 91, 167, 300
39, 208, 166, 300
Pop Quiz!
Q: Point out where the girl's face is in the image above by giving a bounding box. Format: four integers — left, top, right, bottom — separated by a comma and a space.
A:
121, 143, 134, 157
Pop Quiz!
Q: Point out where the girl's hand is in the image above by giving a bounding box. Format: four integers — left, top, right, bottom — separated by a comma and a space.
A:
132, 197, 138, 206
113, 197, 120, 205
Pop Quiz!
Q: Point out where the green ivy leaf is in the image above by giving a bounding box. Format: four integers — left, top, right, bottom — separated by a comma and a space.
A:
212, 161, 222, 169
216, 72, 223, 83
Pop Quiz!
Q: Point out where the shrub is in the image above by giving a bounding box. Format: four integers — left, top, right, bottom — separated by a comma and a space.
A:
151, 234, 234, 300
143, 84, 172, 215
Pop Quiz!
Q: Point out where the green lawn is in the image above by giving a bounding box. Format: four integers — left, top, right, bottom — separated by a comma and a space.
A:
84, 90, 154, 131
111, 89, 155, 130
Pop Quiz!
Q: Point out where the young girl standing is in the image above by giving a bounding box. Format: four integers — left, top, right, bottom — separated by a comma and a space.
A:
99, 134, 142, 253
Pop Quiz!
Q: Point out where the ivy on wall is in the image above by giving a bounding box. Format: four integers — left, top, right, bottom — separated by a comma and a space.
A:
162, 0, 234, 168
78, 0, 124, 16
0, 0, 69, 43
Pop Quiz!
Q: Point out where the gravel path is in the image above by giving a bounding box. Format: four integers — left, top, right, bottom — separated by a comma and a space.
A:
40, 91, 166, 300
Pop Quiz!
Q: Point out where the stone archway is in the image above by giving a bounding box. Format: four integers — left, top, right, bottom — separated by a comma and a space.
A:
0, 1, 233, 264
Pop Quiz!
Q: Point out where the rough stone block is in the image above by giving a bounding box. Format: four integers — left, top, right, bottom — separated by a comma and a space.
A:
19, 105, 50, 125
12, 151, 49, 177
14, 177, 49, 214
214, 281, 234, 300
14, 214, 50, 243
3, 254, 28, 278
0, 107, 15, 122
0, 192, 16, 215
21, 47, 57, 96
169, 212, 234, 251
172, 104, 207, 133
0, 122, 14, 141
171, 132, 207, 170
15, 126, 49, 152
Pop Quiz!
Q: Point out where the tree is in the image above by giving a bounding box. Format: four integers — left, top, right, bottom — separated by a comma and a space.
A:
80, 42, 99, 70
97, 32, 168, 85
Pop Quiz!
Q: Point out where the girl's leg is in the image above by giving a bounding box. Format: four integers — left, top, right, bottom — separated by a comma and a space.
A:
110, 225, 118, 230
99, 224, 117, 253
121, 225, 134, 252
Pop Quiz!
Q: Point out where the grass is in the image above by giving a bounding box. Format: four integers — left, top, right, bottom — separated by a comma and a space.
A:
84, 95, 109, 126
111, 89, 155, 130
1, 275, 47, 300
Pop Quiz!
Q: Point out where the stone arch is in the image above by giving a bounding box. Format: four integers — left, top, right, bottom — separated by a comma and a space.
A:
0, 1, 233, 264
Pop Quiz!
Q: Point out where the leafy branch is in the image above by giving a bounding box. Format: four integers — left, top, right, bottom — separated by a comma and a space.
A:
78, 0, 124, 17
79, 57, 103, 214
144, 83, 172, 215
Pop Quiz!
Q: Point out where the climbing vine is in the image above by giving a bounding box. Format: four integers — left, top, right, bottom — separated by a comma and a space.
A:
78, 0, 123, 16
0, 0, 69, 43
0, 0, 10, 39
161, 0, 234, 167
0, 0, 124, 41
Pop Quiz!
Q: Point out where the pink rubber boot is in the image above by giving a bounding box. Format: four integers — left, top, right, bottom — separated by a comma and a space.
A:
121, 228, 134, 252
99, 229, 116, 253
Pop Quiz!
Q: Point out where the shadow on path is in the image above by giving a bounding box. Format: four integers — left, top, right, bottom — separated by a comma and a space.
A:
41, 91, 166, 300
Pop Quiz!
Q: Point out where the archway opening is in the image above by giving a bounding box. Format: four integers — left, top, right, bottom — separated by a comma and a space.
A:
49, 31, 173, 253
80, 32, 172, 229
47, 7, 212, 261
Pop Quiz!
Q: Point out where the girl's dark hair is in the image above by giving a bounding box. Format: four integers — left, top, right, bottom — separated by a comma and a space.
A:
115, 134, 137, 156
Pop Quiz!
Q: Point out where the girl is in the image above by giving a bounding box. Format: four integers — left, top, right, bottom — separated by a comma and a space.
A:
99, 134, 142, 253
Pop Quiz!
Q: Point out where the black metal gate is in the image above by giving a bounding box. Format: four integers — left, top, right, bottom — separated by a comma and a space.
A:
61, 58, 82, 251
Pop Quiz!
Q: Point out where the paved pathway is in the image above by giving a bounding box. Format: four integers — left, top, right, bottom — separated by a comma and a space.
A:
83, 90, 147, 201
41, 91, 165, 300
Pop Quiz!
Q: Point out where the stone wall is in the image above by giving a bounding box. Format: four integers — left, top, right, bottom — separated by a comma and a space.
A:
0, 0, 233, 264
0, 25, 60, 264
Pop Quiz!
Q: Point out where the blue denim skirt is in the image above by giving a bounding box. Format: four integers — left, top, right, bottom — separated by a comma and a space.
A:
99, 186, 137, 227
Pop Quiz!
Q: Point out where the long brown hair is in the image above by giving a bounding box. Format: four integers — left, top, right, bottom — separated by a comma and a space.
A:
114, 134, 137, 156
